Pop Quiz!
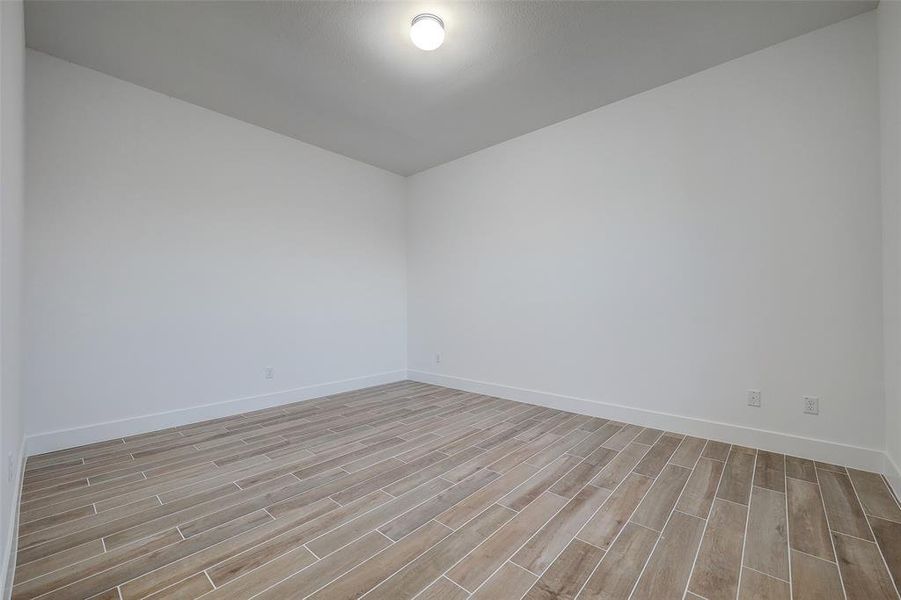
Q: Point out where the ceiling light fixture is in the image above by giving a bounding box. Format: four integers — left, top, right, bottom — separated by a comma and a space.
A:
410, 13, 445, 51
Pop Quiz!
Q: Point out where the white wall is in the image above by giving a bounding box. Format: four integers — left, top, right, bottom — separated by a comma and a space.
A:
24, 51, 407, 451
407, 13, 884, 466
880, 0, 901, 493
22, 10, 893, 476
0, 0, 25, 593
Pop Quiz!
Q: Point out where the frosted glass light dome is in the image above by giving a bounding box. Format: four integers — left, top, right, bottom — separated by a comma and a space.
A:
410, 14, 445, 51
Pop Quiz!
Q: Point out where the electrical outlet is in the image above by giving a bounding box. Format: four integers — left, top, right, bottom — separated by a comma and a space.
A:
435, 353, 441, 364
747, 390, 761, 407
264, 367, 274, 380
803, 396, 819, 415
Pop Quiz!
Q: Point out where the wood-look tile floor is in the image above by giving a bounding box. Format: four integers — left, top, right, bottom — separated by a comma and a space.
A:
12, 382, 901, 600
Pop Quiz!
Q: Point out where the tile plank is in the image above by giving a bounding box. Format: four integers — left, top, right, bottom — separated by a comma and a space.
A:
790, 550, 844, 600
754, 451, 785, 493
738, 568, 790, 600
418, 578, 469, 600
470, 563, 537, 600
630, 465, 691, 531
522, 539, 604, 600
306, 478, 451, 558
631, 511, 705, 600
669, 436, 707, 469
871, 516, 901, 593
512, 485, 611, 575
144, 573, 213, 600
633, 435, 681, 478
635, 429, 663, 445
785, 456, 817, 483
818, 469, 873, 540
437, 462, 538, 529
306, 520, 453, 600
786, 477, 834, 561
448, 492, 566, 591
848, 469, 901, 522
702, 441, 731, 461
675, 457, 725, 520
379, 469, 500, 541
501, 455, 582, 512
591, 442, 649, 491
365, 504, 515, 600
244, 531, 392, 600
717, 446, 756, 505
744, 486, 789, 581
688, 499, 748, 600
832, 532, 899, 600
577, 522, 658, 600
577, 473, 653, 550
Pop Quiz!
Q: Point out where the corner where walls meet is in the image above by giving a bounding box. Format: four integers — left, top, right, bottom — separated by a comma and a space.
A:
21, 10, 901, 497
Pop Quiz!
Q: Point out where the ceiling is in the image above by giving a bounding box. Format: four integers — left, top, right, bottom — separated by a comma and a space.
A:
25, 1, 876, 176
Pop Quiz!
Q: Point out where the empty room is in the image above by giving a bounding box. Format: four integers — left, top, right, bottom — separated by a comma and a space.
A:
1, 0, 900, 598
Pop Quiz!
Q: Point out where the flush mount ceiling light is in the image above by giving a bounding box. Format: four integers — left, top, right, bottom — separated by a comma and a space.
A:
410, 13, 445, 51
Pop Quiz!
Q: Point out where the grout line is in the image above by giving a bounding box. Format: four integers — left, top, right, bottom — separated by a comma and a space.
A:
404, 422, 610, 594
620, 439, 702, 599
303, 543, 320, 560
460, 423, 643, 599
678, 441, 729, 600
743, 564, 790, 585
626, 520, 660, 535
844, 470, 901, 600
671, 508, 707, 520
204, 569, 217, 590
784, 453, 794, 600
199, 413, 552, 599
830, 529, 886, 544
515, 562, 542, 578
576, 537, 606, 553
42, 398, 453, 596
712, 494, 751, 510
311, 518, 456, 600
440, 575, 470, 596
375, 529, 395, 545
864, 510, 901, 526
751, 482, 786, 493
791, 546, 838, 564
812, 463, 849, 600
734, 449, 759, 600
828, 528, 885, 545
567, 434, 666, 600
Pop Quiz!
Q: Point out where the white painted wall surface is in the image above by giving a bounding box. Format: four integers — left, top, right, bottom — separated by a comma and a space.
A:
407, 14, 884, 457
0, 0, 25, 592
24, 51, 407, 449
880, 1, 901, 492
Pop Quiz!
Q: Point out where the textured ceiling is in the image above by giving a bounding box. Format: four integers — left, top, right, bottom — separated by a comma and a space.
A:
25, 1, 876, 175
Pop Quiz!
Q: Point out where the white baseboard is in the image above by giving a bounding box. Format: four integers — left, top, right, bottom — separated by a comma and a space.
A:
885, 452, 901, 501
2, 439, 26, 600
408, 370, 888, 473
25, 370, 408, 456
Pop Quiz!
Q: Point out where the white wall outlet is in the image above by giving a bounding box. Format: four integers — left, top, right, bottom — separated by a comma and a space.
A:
7, 452, 14, 483
747, 390, 761, 407
264, 367, 274, 380
435, 353, 441, 364
803, 396, 819, 415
